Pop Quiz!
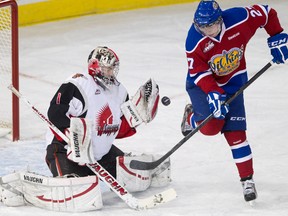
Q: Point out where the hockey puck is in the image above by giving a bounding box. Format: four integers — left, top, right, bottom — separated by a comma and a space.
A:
161, 96, 171, 106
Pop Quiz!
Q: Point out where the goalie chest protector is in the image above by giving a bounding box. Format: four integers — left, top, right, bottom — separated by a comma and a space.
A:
64, 74, 128, 161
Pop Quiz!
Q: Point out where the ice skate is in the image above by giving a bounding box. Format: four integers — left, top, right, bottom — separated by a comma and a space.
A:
241, 177, 257, 205
181, 104, 194, 136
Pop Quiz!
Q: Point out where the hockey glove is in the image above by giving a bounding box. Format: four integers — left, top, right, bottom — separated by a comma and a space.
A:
121, 78, 159, 127
267, 32, 288, 64
207, 91, 229, 119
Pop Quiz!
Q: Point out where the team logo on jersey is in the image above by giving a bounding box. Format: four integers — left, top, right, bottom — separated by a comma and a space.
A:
203, 41, 215, 53
96, 104, 119, 136
209, 46, 244, 76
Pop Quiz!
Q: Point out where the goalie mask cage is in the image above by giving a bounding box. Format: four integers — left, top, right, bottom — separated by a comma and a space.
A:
0, 0, 19, 141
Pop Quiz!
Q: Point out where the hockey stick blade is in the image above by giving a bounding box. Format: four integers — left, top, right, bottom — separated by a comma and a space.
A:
130, 61, 273, 170
137, 188, 177, 209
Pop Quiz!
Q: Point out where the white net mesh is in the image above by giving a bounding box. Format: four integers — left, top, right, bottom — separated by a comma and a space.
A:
0, 2, 14, 137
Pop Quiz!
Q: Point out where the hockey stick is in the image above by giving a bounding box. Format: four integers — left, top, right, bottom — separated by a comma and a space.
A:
130, 60, 274, 170
8, 85, 177, 210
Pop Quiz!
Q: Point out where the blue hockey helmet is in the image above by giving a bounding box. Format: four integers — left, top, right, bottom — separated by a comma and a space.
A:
194, 0, 222, 27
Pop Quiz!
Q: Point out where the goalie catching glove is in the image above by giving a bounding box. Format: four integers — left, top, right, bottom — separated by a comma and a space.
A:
121, 78, 160, 128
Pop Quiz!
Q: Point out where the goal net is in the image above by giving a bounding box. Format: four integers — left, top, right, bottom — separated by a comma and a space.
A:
0, 0, 19, 141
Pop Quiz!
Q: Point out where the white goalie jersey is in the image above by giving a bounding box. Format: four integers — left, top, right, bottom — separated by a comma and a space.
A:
46, 73, 131, 161
46, 74, 160, 162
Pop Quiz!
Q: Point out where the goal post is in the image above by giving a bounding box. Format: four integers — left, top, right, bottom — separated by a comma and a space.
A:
0, 0, 19, 141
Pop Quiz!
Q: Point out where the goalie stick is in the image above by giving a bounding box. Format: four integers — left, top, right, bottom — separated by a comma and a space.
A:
130, 60, 274, 170
8, 85, 177, 210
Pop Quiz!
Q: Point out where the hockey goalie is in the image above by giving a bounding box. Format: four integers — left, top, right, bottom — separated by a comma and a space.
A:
0, 46, 171, 212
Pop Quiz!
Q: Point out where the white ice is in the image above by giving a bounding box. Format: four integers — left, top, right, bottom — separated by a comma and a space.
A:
1, 0, 288, 215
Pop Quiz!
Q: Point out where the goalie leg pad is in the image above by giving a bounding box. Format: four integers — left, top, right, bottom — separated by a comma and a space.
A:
116, 155, 153, 192
1, 171, 103, 212
0, 185, 25, 207
151, 155, 172, 187
0, 173, 25, 207
116, 154, 172, 192
21, 172, 103, 212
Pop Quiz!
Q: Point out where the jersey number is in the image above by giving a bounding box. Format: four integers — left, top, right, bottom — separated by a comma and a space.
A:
247, 7, 263, 17
187, 58, 194, 69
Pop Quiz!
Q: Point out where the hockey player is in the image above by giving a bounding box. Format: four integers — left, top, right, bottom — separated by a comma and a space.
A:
45, 46, 170, 186
0, 46, 171, 212
181, 0, 287, 202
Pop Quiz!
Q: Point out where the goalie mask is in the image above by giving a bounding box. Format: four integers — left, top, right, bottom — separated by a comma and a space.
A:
88, 46, 120, 88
